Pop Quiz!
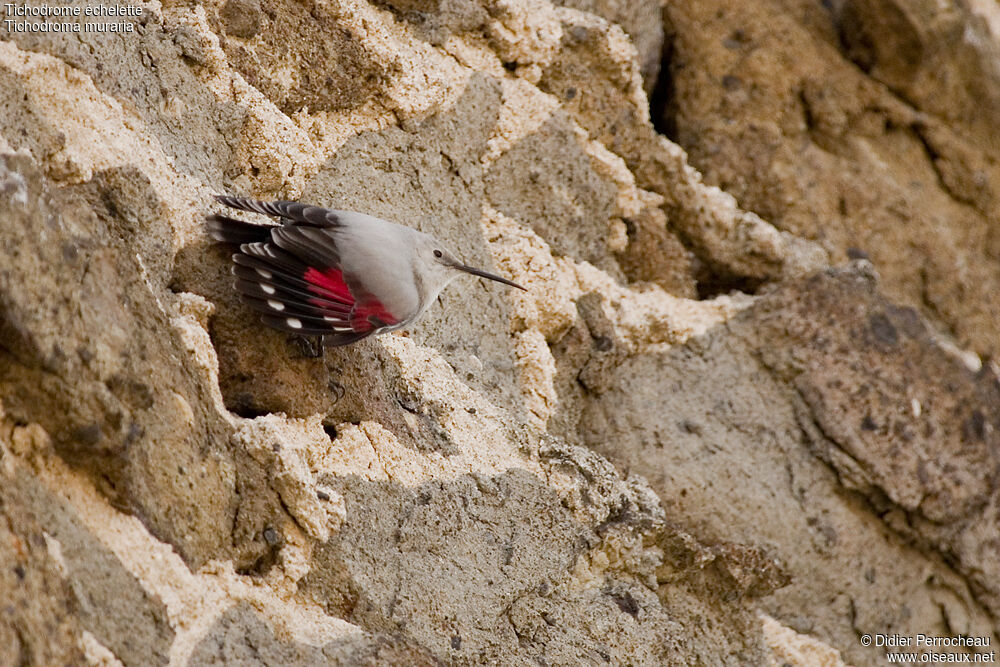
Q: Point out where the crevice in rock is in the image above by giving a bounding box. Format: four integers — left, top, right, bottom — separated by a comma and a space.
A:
694, 271, 764, 300
910, 123, 979, 208
831, 3, 877, 75
235, 537, 281, 578
647, 24, 678, 141
228, 402, 272, 420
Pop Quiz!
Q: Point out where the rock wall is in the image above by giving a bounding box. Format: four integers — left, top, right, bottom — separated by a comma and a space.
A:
1, 0, 998, 664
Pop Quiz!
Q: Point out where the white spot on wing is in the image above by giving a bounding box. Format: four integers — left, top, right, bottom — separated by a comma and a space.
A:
261, 284, 276, 295
256, 268, 273, 279
287, 318, 303, 329
267, 300, 284, 311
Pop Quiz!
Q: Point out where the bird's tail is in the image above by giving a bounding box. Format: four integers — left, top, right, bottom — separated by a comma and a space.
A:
205, 214, 274, 245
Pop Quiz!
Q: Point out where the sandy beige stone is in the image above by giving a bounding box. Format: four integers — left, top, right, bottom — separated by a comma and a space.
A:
1, 0, 998, 664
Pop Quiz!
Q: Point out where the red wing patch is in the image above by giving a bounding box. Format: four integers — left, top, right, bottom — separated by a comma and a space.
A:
351, 293, 399, 331
303, 266, 398, 332
303, 267, 354, 304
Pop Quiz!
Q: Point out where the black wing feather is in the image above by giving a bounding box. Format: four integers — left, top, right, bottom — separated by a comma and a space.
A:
205, 214, 275, 244
239, 295, 353, 327
208, 195, 379, 346
231, 264, 350, 308
258, 315, 373, 346
234, 278, 351, 314
215, 195, 342, 228
270, 226, 341, 270
231, 253, 351, 305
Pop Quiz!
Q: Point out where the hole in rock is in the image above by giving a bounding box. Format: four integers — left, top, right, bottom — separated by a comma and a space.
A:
648, 32, 678, 141
695, 272, 764, 300
228, 401, 271, 420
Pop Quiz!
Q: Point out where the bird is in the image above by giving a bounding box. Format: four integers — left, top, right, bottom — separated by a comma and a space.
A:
206, 195, 526, 348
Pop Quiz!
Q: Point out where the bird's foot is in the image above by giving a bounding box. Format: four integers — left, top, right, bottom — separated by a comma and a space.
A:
327, 378, 346, 403
289, 335, 325, 358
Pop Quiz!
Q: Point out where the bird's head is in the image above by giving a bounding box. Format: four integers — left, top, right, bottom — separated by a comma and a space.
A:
415, 235, 526, 293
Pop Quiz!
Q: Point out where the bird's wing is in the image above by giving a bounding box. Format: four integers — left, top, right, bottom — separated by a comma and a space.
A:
228, 225, 400, 345
215, 195, 342, 228
205, 214, 275, 244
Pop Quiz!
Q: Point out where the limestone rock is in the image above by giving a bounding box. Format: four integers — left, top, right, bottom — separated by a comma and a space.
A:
1, 0, 998, 665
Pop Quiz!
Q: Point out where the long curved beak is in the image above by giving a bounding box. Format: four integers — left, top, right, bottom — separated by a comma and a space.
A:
456, 264, 527, 291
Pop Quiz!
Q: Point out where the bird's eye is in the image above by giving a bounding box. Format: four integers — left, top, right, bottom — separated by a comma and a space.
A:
433, 249, 443, 258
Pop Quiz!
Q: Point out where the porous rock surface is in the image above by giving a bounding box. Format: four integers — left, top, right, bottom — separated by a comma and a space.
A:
1, 0, 998, 665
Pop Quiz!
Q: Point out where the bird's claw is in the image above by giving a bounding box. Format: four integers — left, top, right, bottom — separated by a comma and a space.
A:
327, 378, 346, 403
290, 335, 325, 358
